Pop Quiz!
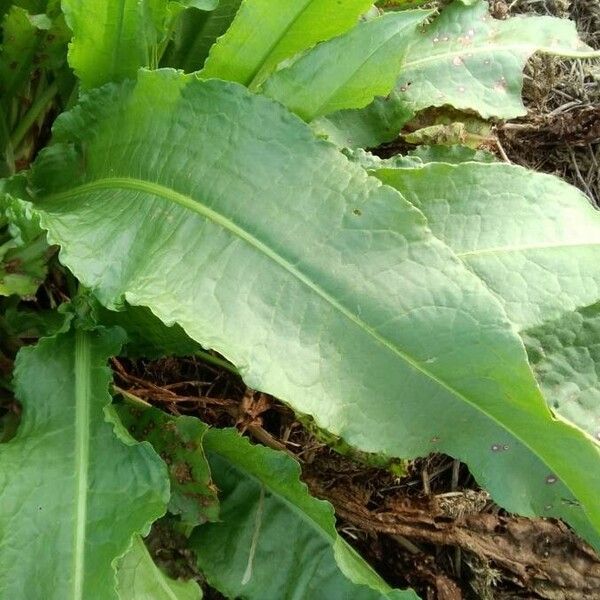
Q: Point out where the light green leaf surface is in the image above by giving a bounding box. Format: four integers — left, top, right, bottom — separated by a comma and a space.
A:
191, 428, 417, 599
199, 0, 373, 86
523, 303, 600, 442
262, 11, 430, 121
395, 0, 600, 119
163, 0, 242, 73
116, 400, 219, 528
0, 326, 169, 599
375, 162, 600, 330
117, 535, 202, 600
23, 70, 600, 547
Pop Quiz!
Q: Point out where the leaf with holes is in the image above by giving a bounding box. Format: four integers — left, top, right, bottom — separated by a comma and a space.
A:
395, 0, 600, 119
116, 399, 219, 528
0, 326, 169, 599
19, 70, 600, 549
319, 0, 600, 148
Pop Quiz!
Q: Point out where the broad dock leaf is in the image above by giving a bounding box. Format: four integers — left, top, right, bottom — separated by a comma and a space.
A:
23, 70, 600, 547
199, 0, 373, 86
395, 0, 600, 119
191, 428, 417, 599
0, 327, 169, 599
321, 0, 600, 149
261, 11, 430, 121
375, 162, 600, 330
117, 535, 202, 600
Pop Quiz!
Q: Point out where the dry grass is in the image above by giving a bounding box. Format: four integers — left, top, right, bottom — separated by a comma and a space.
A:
497, 0, 600, 205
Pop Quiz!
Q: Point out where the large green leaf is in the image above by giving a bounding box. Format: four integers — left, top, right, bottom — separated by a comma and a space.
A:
117, 535, 202, 600
320, 0, 600, 149
62, 0, 205, 89
191, 427, 416, 599
116, 399, 219, 528
0, 326, 169, 599
22, 70, 600, 547
199, 0, 373, 87
162, 0, 242, 73
374, 162, 600, 330
523, 303, 600, 441
261, 11, 430, 121
394, 0, 600, 119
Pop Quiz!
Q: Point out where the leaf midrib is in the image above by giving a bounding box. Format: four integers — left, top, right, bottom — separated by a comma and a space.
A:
73, 329, 92, 600
44, 177, 567, 496
297, 15, 424, 121
45, 177, 496, 412
457, 240, 600, 258
401, 43, 600, 73
246, 0, 314, 87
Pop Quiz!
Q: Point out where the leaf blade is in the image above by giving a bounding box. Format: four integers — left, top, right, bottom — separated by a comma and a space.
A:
24, 70, 600, 547
374, 162, 600, 330
191, 428, 417, 599
199, 0, 373, 86
261, 11, 430, 121
0, 327, 169, 599
395, 0, 600, 119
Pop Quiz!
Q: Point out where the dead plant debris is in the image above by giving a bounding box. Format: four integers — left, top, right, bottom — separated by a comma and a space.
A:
114, 350, 600, 600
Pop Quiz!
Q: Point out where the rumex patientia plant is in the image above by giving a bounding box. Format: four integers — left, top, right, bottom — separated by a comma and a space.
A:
1, 0, 600, 598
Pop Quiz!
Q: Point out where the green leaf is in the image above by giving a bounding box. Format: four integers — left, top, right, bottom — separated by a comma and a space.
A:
0, 5, 49, 103
199, 0, 373, 87
374, 162, 600, 330
23, 70, 600, 547
0, 191, 48, 297
62, 0, 179, 89
116, 400, 219, 528
191, 428, 417, 599
395, 0, 600, 119
117, 535, 202, 600
162, 0, 242, 73
0, 326, 169, 599
322, 0, 600, 149
261, 11, 430, 121
97, 303, 201, 358
523, 302, 600, 442
312, 90, 414, 149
